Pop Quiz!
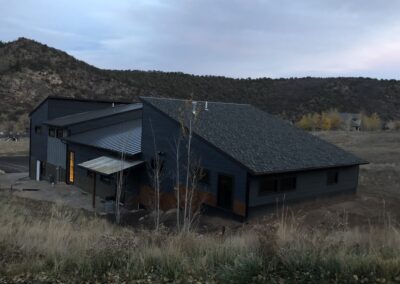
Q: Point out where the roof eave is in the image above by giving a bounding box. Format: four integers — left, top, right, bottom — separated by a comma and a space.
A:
249, 160, 369, 176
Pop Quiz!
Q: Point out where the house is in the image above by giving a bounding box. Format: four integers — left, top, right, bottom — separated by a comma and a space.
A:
29, 96, 367, 219
29, 96, 144, 207
339, 113, 362, 131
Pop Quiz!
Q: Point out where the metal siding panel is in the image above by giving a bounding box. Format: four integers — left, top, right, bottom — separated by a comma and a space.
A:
47, 137, 67, 168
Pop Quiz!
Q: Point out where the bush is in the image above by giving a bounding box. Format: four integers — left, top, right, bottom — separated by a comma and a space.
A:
296, 110, 342, 131
1, 194, 400, 283
362, 113, 382, 131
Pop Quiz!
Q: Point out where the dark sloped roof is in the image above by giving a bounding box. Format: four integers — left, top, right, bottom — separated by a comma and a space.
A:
64, 120, 142, 155
141, 97, 367, 174
44, 103, 142, 127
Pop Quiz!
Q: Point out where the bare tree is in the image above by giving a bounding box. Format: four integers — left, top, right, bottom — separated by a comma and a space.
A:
148, 119, 162, 231
115, 130, 129, 225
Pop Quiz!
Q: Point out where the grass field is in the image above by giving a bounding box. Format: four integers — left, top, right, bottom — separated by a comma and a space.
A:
0, 131, 399, 283
0, 138, 29, 156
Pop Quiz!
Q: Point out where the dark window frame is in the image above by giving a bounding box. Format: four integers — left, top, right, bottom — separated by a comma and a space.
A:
56, 128, 64, 138
258, 175, 297, 196
48, 128, 56, 137
258, 176, 279, 195
34, 126, 42, 135
280, 176, 297, 191
327, 170, 339, 185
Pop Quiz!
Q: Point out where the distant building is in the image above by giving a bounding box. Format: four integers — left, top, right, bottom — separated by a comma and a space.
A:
29, 96, 367, 219
339, 113, 362, 131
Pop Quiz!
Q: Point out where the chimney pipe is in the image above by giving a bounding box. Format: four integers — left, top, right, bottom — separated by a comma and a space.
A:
205, 101, 208, 111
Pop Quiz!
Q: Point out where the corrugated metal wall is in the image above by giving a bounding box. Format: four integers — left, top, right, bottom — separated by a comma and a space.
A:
47, 137, 67, 168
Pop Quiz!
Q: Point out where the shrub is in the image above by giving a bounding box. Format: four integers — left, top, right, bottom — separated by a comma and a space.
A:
362, 113, 382, 131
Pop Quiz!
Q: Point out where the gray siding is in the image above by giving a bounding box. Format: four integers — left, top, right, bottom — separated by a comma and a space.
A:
29, 98, 121, 179
47, 137, 67, 168
141, 103, 248, 215
248, 165, 359, 207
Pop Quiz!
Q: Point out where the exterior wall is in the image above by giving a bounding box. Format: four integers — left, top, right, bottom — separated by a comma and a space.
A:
248, 165, 359, 208
29, 98, 120, 180
47, 99, 113, 120
67, 142, 143, 201
30, 101, 49, 179
141, 103, 248, 216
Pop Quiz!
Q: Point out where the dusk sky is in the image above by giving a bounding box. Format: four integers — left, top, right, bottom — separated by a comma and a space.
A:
1, 0, 400, 79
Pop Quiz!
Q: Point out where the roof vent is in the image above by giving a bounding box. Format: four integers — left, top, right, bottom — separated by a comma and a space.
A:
205, 101, 208, 111
192, 101, 197, 115
111, 102, 115, 108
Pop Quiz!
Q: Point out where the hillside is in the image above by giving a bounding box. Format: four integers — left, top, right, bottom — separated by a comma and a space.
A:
1, 38, 400, 131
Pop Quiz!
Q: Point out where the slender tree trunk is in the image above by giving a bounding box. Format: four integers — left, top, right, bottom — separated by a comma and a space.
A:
183, 117, 192, 231
175, 138, 181, 231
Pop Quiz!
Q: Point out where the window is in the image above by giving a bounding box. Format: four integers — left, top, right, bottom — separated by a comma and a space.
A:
259, 177, 278, 195
34, 126, 42, 134
258, 175, 297, 196
199, 169, 210, 184
68, 151, 75, 184
327, 170, 339, 185
281, 177, 297, 191
49, 128, 55, 137
56, 129, 64, 138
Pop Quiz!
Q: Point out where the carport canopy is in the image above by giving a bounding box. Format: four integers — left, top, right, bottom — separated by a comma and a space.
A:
78, 156, 144, 175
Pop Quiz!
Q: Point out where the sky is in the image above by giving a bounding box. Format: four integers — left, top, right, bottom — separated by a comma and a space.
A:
1, 0, 400, 79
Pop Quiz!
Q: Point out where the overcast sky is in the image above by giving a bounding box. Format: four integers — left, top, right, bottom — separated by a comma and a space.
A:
1, 0, 400, 79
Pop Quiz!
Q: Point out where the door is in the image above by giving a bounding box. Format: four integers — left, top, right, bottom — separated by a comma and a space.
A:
67, 151, 75, 184
217, 174, 234, 210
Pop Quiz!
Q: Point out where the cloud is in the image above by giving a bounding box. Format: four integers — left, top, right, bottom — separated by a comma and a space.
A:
1, 0, 400, 78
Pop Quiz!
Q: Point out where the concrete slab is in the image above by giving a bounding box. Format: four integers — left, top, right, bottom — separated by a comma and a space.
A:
0, 173, 105, 213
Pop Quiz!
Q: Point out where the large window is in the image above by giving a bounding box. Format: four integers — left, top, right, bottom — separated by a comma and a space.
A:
327, 170, 339, 185
259, 177, 278, 195
281, 177, 297, 191
258, 175, 297, 196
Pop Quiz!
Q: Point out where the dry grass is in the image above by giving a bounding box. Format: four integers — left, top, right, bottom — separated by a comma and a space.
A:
0, 138, 29, 156
1, 193, 400, 283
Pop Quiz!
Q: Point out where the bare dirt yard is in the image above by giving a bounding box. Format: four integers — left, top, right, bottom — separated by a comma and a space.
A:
0, 138, 29, 156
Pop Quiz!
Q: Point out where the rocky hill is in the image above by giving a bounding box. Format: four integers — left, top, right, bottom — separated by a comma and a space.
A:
1, 38, 400, 131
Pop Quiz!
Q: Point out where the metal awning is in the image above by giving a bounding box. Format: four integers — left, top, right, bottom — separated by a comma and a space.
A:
78, 156, 144, 175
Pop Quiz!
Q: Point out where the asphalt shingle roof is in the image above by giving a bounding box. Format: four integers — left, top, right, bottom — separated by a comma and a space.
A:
65, 120, 142, 156
141, 97, 367, 174
44, 103, 142, 127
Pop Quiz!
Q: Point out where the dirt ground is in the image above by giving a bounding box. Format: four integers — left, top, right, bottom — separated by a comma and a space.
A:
0, 138, 29, 156
249, 131, 400, 230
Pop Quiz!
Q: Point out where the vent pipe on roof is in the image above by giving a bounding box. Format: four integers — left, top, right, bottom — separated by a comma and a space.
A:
112, 102, 115, 108
205, 101, 208, 111
192, 101, 197, 115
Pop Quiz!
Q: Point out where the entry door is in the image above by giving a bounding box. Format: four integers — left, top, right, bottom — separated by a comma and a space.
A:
67, 151, 75, 184
217, 174, 234, 210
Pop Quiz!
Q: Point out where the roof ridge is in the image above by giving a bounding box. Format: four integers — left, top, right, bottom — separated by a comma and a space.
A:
140, 96, 250, 106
